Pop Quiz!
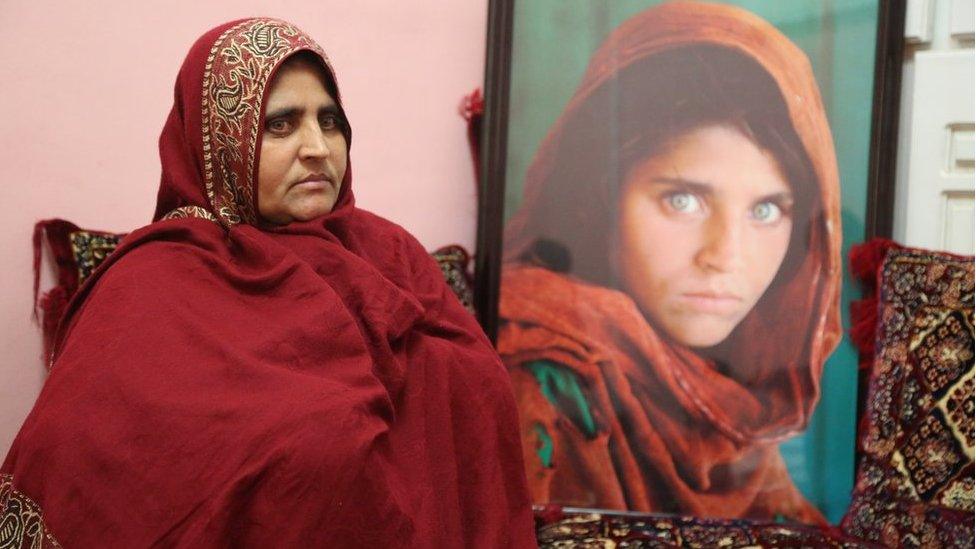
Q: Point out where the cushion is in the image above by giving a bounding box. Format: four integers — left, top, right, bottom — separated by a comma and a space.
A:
841, 240, 974, 548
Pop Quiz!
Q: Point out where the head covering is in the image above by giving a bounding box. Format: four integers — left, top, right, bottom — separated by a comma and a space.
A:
3, 19, 534, 547
498, 1, 841, 522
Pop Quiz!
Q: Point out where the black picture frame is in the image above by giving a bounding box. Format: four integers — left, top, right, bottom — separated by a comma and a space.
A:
474, 0, 516, 337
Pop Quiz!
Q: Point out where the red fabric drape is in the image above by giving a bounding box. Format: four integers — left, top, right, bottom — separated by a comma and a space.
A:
499, 1, 841, 523
32, 219, 83, 365
4, 18, 534, 547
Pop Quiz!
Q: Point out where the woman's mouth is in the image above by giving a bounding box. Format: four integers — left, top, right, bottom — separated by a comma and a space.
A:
292, 174, 333, 190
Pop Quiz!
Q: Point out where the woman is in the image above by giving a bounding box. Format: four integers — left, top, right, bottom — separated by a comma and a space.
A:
2, 19, 535, 547
499, 2, 841, 523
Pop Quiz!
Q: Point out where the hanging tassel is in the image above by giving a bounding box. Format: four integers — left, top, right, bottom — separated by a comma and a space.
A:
849, 237, 896, 286
31, 222, 46, 321
848, 238, 900, 371
39, 286, 69, 365
31, 219, 81, 366
532, 504, 566, 528
459, 88, 484, 185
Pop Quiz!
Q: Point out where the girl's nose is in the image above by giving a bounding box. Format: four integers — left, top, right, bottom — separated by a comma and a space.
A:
694, 210, 745, 273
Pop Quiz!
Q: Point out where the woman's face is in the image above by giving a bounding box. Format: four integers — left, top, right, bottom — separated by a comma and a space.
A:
615, 124, 794, 348
257, 58, 348, 225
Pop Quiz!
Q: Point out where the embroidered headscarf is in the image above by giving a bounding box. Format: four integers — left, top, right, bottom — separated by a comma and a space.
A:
499, 1, 841, 522
3, 18, 535, 547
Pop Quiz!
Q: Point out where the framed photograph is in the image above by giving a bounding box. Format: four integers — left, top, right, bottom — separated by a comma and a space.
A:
476, 0, 904, 524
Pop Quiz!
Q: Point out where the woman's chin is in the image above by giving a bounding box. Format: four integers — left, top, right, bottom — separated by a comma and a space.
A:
289, 200, 336, 222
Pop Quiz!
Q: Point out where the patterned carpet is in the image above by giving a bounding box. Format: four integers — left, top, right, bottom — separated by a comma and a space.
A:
534, 506, 873, 548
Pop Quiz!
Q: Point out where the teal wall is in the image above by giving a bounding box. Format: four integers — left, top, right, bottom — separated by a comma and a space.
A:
504, 0, 879, 523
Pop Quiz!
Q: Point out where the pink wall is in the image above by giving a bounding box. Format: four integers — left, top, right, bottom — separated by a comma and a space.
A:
0, 1, 487, 455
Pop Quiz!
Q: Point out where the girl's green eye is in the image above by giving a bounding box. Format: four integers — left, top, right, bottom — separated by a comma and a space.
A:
666, 192, 702, 214
752, 201, 782, 223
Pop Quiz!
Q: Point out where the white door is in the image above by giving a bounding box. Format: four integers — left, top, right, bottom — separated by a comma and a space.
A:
896, 0, 975, 255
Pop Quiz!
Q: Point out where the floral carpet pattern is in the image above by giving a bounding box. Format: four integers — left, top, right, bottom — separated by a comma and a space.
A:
841, 246, 974, 548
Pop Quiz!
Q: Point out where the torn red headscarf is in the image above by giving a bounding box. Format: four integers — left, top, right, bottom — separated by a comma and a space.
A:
4, 18, 534, 547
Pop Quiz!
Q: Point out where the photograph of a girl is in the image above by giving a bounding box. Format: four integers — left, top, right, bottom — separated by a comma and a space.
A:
498, 2, 842, 523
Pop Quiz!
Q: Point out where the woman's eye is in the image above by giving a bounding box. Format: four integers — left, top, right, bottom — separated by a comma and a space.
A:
751, 201, 783, 224
320, 115, 340, 130
664, 192, 702, 214
266, 118, 292, 134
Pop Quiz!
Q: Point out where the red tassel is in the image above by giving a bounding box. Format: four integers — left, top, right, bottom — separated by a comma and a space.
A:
848, 238, 903, 372
458, 88, 484, 122
32, 222, 46, 321
532, 504, 565, 527
39, 286, 69, 367
849, 237, 897, 285
33, 219, 77, 319
31, 218, 82, 365
848, 300, 879, 370
459, 88, 484, 185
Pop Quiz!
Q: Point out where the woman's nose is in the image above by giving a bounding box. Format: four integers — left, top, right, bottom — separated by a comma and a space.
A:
694, 210, 744, 273
298, 124, 330, 160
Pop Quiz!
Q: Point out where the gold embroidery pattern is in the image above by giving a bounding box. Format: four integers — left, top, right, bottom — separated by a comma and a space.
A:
201, 19, 329, 228
0, 474, 62, 548
69, 230, 125, 284
161, 206, 220, 224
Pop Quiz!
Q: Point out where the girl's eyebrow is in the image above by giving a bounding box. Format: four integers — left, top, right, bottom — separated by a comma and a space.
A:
650, 177, 714, 196
758, 191, 794, 204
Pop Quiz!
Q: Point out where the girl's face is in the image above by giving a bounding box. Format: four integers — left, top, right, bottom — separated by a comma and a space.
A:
615, 124, 794, 348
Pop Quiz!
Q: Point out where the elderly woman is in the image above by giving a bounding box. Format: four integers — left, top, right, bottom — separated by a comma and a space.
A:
499, 2, 841, 523
1, 19, 535, 547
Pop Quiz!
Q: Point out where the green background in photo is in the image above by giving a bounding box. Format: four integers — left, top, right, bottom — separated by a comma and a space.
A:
503, 0, 880, 523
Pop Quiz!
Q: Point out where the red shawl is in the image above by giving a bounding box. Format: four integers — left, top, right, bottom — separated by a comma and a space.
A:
499, 1, 841, 523
3, 19, 534, 547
